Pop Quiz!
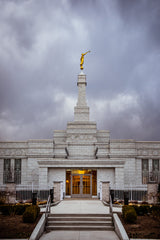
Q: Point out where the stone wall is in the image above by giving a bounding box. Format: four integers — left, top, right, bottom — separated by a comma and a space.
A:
97, 169, 115, 193
48, 168, 65, 190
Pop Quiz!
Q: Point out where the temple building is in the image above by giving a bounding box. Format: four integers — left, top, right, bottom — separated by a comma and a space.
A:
0, 70, 160, 200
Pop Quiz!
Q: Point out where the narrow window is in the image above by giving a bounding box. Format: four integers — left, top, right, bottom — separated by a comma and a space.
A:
152, 159, 159, 171
142, 159, 149, 184
3, 159, 21, 184
14, 159, 21, 184
152, 159, 159, 182
3, 159, 12, 183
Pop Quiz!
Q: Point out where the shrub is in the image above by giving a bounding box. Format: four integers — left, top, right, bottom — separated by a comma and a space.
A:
0, 191, 6, 204
130, 200, 138, 204
23, 208, 36, 223
34, 205, 40, 219
38, 200, 47, 205
132, 205, 150, 216
23, 205, 40, 223
0, 204, 29, 216
124, 208, 137, 223
122, 205, 132, 218
16, 204, 30, 215
0, 205, 17, 215
122, 205, 137, 223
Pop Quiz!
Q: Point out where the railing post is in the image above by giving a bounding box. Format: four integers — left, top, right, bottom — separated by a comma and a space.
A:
32, 192, 37, 205
124, 191, 129, 205
45, 195, 51, 219
109, 194, 113, 214
110, 189, 114, 204
50, 188, 54, 203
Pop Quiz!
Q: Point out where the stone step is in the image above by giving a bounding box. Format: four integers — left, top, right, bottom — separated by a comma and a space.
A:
47, 221, 113, 226
46, 213, 114, 232
48, 216, 112, 221
48, 213, 111, 217
46, 225, 114, 231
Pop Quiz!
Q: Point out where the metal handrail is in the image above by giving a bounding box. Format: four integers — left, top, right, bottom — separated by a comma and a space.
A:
45, 194, 51, 219
109, 194, 113, 214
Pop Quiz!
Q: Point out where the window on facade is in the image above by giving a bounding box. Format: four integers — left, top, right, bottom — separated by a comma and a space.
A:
152, 159, 159, 171
4, 159, 12, 183
14, 159, 21, 184
142, 159, 149, 184
3, 159, 21, 184
151, 159, 159, 183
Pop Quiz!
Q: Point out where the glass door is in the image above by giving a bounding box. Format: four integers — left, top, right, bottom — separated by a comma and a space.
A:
66, 170, 97, 197
71, 174, 91, 197
72, 175, 80, 195
83, 175, 91, 195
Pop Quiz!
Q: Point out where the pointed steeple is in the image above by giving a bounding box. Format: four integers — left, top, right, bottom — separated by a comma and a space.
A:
74, 71, 89, 121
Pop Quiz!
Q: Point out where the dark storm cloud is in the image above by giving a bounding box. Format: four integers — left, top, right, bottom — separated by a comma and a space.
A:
0, 0, 160, 141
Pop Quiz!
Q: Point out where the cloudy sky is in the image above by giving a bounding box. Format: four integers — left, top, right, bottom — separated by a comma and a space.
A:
0, 0, 160, 141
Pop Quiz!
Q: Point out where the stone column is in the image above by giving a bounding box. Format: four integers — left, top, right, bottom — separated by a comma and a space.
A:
101, 181, 110, 203
5, 183, 16, 204
53, 181, 61, 202
147, 183, 158, 204
74, 73, 90, 121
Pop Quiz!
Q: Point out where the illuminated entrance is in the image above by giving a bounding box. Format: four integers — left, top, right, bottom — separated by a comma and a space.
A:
66, 170, 97, 198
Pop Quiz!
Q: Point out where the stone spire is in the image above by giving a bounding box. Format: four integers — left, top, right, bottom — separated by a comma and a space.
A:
74, 72, 89, 121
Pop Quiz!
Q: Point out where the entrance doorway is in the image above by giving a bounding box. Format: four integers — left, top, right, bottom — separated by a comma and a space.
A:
72, 174, 91, 197
66, 170, 97, 198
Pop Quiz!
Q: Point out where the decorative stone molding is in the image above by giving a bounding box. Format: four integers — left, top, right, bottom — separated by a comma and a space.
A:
137, 149, 160, 156
0, 149, 26, 156
67, 134, 97, 143
38, 159, 125, 168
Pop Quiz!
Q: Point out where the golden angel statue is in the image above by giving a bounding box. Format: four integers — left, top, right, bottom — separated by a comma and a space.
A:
80, 51, 91, 70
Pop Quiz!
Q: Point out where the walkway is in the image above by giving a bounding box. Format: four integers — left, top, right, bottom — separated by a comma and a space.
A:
39, 200, 120, 240
51, 199, 110, 214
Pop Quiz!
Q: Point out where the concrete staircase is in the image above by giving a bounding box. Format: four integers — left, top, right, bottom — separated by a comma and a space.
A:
46, 213, 114, 231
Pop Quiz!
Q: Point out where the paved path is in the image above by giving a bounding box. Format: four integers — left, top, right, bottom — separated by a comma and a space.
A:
40, 230, 119, 240
51, 200, 110, 214
39, 200, 120, 240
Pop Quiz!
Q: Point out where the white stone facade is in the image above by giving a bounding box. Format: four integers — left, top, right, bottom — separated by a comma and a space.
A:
0, 72, 160, 199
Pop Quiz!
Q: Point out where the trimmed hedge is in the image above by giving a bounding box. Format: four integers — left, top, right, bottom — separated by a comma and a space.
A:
123, 204, 160, 223
132, 205, 150, 216
122, 205, 132, 218
125, 208, 137, 223
122, 205, 137, 223
0, 204, 30, 215
23, 205, 40, 223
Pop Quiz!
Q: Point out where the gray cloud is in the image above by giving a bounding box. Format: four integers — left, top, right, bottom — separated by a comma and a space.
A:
0, 0, 160, 141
